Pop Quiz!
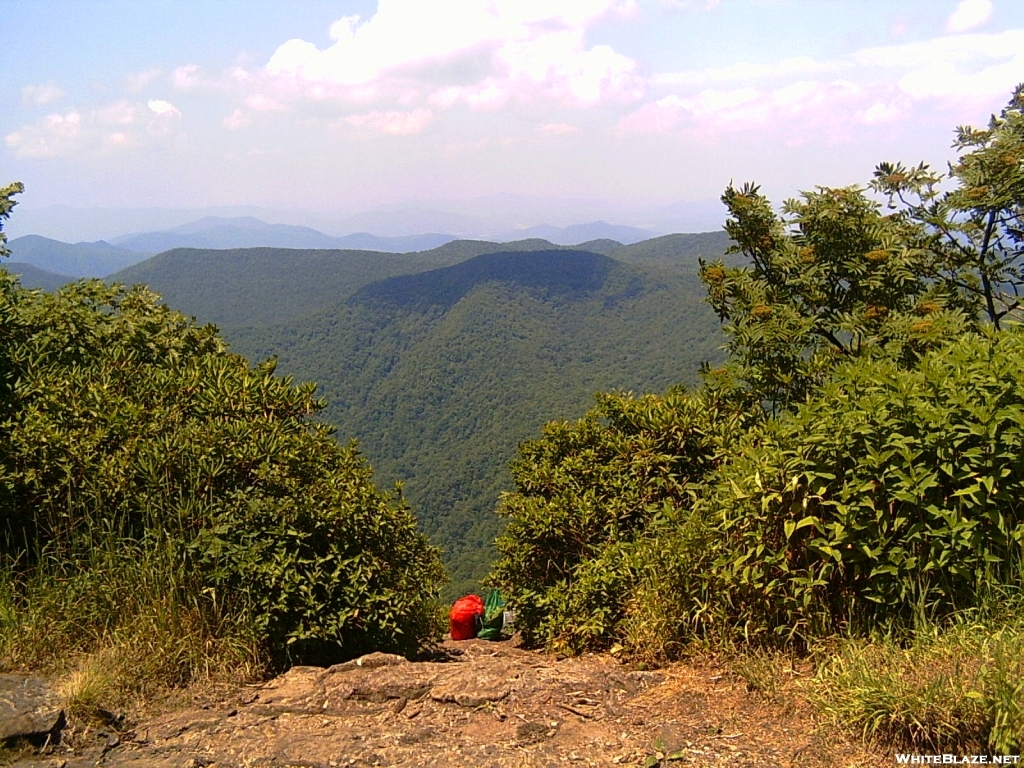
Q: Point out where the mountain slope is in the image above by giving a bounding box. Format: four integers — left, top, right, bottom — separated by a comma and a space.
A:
225, 249, 726, 594
1, 263, 77, 292
608, 230, 734, 268
108, 239, 587, 329
7, 235, 148, 277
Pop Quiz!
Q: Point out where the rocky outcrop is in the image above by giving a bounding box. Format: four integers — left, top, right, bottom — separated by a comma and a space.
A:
7, 640, 886, 767
0, 674, 65, 744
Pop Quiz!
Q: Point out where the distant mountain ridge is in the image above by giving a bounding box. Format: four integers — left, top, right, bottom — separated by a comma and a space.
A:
113, 216, 660, 253
9, 214, 728, 281
505, 221, 653, 245
1, 262, 76, 292
7, 235, 148, 277
112, 217, 457, 255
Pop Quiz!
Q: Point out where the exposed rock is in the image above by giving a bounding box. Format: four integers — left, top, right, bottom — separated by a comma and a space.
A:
0, 674, 65, 743
5, 639, 889, 767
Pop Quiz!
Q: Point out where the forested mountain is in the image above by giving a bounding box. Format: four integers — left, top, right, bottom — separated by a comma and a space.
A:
108, 233, 732, 329
108, 238, 596, 328
230, 250, 725, 593
7, 234, 148, 277
107, 234, 732, 594
608, 231, 731, 267
113, 216, 456, 254
0, 262, 75, 292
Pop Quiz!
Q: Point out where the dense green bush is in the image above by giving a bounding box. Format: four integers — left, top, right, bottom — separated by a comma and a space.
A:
0, 274, 445, 670
491, 89, 1024, 660
488, 384, 748, 653
698, 328, 1024, 643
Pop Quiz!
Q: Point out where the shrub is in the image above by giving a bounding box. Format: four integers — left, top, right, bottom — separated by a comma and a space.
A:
488, 384, 746, 653
0, 276, 445, 676
698, 327, 1024, 643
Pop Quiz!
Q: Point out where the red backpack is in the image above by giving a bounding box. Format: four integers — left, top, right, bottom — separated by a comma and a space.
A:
449, 594, 484, 640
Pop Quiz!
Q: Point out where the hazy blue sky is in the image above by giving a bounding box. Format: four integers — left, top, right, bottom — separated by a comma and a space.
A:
3, 0, 1023, 217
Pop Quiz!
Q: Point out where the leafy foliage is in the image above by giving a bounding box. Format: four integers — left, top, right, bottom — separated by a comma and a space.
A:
699, 330, 1024, 643
0, 182, 22, 259
871, 84, 1024, 329
0, 275, 444, 668
488, 385, 748, 653
702, 182, 969, 412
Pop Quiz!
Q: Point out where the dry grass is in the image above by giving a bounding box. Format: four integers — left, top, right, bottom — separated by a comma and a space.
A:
0, 540, 267, 722
809, 613, 1024, 753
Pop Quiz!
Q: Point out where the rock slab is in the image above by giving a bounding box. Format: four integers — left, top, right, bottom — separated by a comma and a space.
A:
0, 674, 65, 742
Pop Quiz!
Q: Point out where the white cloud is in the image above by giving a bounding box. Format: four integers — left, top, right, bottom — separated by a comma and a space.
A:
946, 0, 993, 33
21, 82, 66, 106
126, 68, 163, 92
261, 0, 641, 110
5, 111, 81, 158
6, 99, 185, 159
618, 79, 866, 139
342, 107, 435, 135
860, 99, 905, 125
635, 28, 1024, 141
173, 64, 202, 90
100, 101, 140, 125
854, 30, 1023, 69
148, 99, 182, 117
653, 56, 842, 88
245, 94, 286, 112
538, 122, 581, 135
855, 31, 1024, 104
660, 0, 721, 9
223, 109, 251, 130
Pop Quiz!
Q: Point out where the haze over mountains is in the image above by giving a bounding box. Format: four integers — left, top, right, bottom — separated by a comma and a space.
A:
4, 195, 725, 245
6, 214, 665, 280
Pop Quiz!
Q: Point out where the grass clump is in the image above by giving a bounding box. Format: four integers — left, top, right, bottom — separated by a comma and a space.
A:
810, 605, 1024, 753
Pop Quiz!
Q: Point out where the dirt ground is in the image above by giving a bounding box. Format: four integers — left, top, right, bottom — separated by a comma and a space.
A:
10, 638, 890, 768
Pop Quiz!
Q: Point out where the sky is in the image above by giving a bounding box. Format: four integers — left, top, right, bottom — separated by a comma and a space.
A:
3, 0, 1023, 232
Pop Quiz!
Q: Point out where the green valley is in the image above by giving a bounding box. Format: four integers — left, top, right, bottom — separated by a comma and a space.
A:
108, 233, 732, 594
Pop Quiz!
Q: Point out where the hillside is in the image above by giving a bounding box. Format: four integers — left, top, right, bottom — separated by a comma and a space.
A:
108, 238, 591, 329
109, 234, 732, 330
608, 230, 733, 267
1, 263, 76, 292
223, 248, 726, 594
103, 235, 732, 593
7, 235, 148, 277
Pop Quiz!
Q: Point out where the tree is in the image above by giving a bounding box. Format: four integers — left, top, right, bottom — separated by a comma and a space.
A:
0, 182, 23, 259
700, 182, 967, 413
871, 84, 1024, 330
1, 276, 445, 669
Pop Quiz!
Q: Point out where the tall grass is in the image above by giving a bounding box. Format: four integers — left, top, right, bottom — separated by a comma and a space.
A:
0, 526, 264, 719
809, 594, 1024, 753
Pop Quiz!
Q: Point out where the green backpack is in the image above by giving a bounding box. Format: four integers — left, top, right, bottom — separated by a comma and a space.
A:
477, 589, 506, 640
